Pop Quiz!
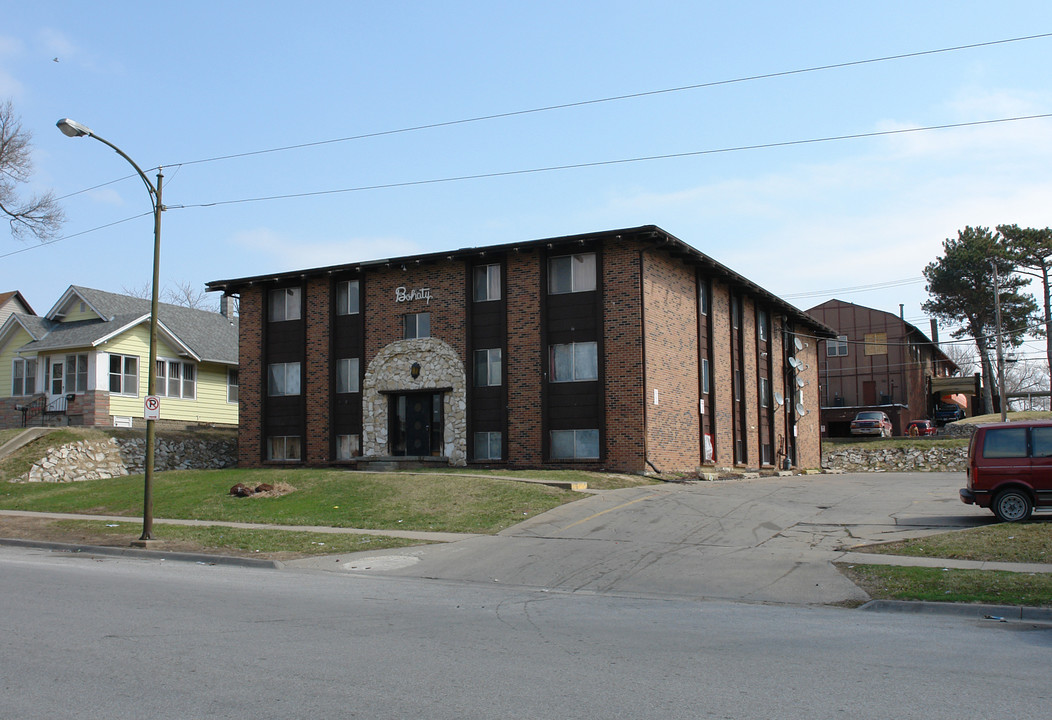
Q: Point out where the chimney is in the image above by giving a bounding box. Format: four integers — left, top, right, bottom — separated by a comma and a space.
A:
899, 304, 904, 320
930, 318, 939, 345
220, 295, 230, 318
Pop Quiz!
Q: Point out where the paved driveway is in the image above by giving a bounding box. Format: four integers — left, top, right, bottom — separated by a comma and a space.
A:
288, 471, 990, 605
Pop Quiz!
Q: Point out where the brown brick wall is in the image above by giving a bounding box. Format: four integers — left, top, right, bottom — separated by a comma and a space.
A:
640, 248, 700, 471
238, 286, 263, 466
708, 279, 734, 466
601, 240, 646, 472
505, 250, 544, 467
304, 278, 332, 463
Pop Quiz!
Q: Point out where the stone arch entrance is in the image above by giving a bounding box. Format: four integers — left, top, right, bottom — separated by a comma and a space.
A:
361, 338, 467, 465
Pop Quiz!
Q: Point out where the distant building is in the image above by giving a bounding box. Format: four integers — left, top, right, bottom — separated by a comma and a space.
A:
806, 299, 961, 437
208, 225, 834, 473
0, 286, 238, 429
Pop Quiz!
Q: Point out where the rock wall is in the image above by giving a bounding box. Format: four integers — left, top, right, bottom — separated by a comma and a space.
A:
15, 436, 237, 483
822, 444, 968, 473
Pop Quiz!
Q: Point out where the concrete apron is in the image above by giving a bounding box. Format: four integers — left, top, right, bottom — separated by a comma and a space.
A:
286, 471, 992, 606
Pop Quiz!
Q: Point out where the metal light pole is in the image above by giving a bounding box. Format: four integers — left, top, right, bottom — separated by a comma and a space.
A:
990, 260, 1008, 422
57, 118, 163, 541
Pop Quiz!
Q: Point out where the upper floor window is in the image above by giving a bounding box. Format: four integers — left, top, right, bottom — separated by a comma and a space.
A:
550, 341, 598, 382
473, 264, 501, 302
759, 377, 771, 408
758, 309, 769, 342
336, 357, 360, 393
474, 348, 502, 387
698, 277, 709, 316
827, 335, 849, 357
11, 358, 36, 396
336, 280, 360, 315
156, 359, 196, 399
701, 358, 710, 395
268, 362, 301, 396
227, 369, 239, 404
404, 312, 430, 339
548, 253, 596, 294
864, 332, 888, 356
269, 287, 301, 322
108, 354, 139, 396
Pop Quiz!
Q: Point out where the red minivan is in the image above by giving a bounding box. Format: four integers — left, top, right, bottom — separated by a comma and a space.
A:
960, 421, 1052, 522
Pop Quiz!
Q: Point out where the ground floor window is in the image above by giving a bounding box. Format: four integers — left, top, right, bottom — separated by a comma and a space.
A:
336, 434, 359, 460
474, 431, 502, 460
267, 436, 302, 461
64, 353, 88, 394
227, 369, 239, 403
12, 358, 36, 396
108, 354, 139, 396
550, 429, 599, 459
156, 359, 196, 399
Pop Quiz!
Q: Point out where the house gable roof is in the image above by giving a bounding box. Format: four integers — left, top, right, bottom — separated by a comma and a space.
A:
0, 290, 35, 316
15, 286, 238, 365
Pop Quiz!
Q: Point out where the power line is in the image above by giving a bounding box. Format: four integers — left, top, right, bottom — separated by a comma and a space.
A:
176, 113, 1052, 210
163, 32, 1052, 169
782, 277, 924, 300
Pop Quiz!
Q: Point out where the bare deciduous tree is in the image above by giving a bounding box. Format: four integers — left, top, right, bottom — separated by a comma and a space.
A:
0, 100, 64, 241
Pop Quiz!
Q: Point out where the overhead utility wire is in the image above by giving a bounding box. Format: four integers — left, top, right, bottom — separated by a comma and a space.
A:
781, 277, 924, 300
0, 213, 151, 260
177, 113, 1052, 210
162, 32, 1052, 169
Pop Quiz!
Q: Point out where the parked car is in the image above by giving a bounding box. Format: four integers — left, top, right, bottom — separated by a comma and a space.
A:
935, 402, 965, 424
850, 411, 893, 438
905, 419, 937, 437
960, 420, 1052, 522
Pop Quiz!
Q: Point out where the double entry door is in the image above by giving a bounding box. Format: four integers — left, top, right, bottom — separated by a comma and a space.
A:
390, 392, 443, 457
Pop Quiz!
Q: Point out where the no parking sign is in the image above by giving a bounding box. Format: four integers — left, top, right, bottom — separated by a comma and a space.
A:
144, 395, 161, 420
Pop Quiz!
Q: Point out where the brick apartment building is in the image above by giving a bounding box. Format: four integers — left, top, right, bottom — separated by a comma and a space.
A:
207, 226, 833, 474
806, 299, 961, 437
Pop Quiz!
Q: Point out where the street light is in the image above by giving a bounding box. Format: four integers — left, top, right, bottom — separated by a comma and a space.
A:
57, 118, 163, 543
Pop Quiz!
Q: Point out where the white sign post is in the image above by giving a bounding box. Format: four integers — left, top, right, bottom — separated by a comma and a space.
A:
144, 395, 161, 421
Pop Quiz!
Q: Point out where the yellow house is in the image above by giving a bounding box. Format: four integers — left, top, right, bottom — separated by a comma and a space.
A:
0, 286, 238, 429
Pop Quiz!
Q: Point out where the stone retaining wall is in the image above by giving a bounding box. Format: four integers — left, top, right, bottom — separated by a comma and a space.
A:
15, 436, 237, 483
823, 445, 968, 473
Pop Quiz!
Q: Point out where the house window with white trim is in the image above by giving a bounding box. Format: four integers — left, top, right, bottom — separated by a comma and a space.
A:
227, 369, 239, 403
548, 253, 596, 294
64, 353, 88, 393
269, 287, 301, 322
268, 362, 301, 396
336, 280, 360, 315
108, 354, 139, 396
156, 360, 196, 399
336, 358, 360, 393
11, 358, 36, 396
550, 342, 598, 382
267, 436, 301, 461
827, 335, 849, 357
550, 429, 600, 459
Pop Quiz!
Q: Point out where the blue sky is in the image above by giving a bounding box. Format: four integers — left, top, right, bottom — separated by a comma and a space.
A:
3, 2, 1051, 354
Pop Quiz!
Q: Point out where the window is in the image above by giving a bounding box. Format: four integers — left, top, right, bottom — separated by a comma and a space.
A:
473, 264, 501, 302
404, 312, 430, 339
336, 280, 360, 315
864, 332, 888, 356
1033, 427, 1052, 458
336, 357, 360, 393
548, 253, 596, 294
550, 429, 600, 459
698, 278, 709, 316
64, 354, 88, 393
336, 434, 359, 460
227, 369, 239, 403
759, 377, 771, 408
827, 335, 849, 357
474, 431, 502, 460
758, 309, 769, 342
269, 287, 301, 322
550, 342, 598, 382
267, 436, 301, 462
268, 362, 301, 396
982, 428, 1028, 458
11, 358, 36, 396
474, 348, 502, 387
155, 360, 196, 399
108, 354, 138, 396
701, 358, 710, 395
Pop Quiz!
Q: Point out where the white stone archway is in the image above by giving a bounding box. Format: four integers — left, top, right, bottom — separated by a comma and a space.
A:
361, 338, 467, 465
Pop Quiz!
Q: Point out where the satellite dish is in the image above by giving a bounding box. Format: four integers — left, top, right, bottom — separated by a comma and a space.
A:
798, 408, 808, 417
773, 391, 784, 406
788, 357, 801, 370
795, 377, 806, 388
794, 338, 804, 352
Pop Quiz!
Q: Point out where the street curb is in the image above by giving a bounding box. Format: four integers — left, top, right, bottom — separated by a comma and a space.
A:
0, 537, 282, 569
859, 599, 1052, 624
